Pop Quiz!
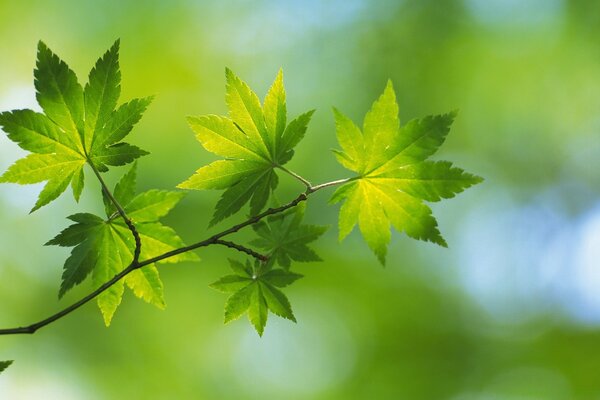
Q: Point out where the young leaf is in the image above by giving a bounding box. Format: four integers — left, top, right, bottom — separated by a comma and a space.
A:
331, 81, 483, 264
46, 164, 198, 325
0, 40, 150, 211
178, 69, 315, 225
210, 259, 302, 336
250, 203, 328, 269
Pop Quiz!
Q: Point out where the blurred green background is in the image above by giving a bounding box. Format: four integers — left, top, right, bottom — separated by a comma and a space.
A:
1, 0, 600, 398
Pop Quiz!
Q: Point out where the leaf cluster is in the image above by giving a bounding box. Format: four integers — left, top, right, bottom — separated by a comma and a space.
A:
0, 40, 482, 341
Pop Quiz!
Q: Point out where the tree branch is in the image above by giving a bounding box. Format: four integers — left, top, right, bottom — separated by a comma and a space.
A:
214, 240, 268, 262
0, 177, 349, 335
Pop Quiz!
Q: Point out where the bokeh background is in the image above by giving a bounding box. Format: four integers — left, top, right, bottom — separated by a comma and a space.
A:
1, 0, 600, 398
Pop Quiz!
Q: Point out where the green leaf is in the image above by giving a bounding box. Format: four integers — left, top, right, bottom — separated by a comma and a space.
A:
225, 68, 270, 158
250, 203, 327, 269
116, 222, 198, 264
261, 269, 303, 287
71, 166, 85, 201
224, 283, 254, 323
90, 96, 153, 157
0, 360, 14, 374
0, 110, 79, 154
332, 80, 483, 263
228, 258, 252, 277
0, 40, 150, 211
277, 110, 315, 162
104, 162, 137, 216
210, 275, 253, 293
35, 41, 84, 150
45, 213, 104, 247
248, 283, 269, 336
259, 282, 295, 322
47, 168, 197, 325
111, 226, 165, 311
209, 169, 271, 226
91, 143, 149, 167
210, 259, 302, 336
178, 69, 314, 224
263, 69, 286, 155
122, 189, 185, 223
92, 224, 127, 325
84, 39, 121, 151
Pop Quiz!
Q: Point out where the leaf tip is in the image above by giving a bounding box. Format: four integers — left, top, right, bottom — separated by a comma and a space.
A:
445, 110, 458, 124
101, 309, 115, 327
37, 40, 48, 52
224, 67, 235, 80
254, 326, 265, 337
0, 360, 14, 374
376, 252, 386, 266
275, 67, 284, 82
385, 78, 395, 91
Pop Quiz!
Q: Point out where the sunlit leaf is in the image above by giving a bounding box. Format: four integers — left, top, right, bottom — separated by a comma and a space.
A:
178, 69, 314, 224
331, 81, 483, 263
0, 40, 150, 211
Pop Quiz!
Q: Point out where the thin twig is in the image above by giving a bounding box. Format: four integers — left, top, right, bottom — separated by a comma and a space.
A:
0, 176, 348, 335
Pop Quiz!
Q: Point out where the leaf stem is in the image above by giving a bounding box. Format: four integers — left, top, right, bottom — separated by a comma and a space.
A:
0, 176, 350, 335
88, 162, 142, 264
276, 165, 312, 189
307, 177, 354, 193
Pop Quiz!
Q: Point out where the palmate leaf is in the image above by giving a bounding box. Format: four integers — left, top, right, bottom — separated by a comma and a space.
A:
250, 203, 328, 269
331, 81, 483, 264
46, 164, 198, 325
178, 69, 315, 225
0, 40, 150, 211
210, 259, 302, 336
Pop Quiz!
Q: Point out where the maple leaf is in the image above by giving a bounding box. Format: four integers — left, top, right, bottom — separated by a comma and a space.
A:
210, 259, 302, 336
330, 81, 483, 264
46, 164, 198, 325
250, 203, 327, 269
0, 40, 150, 211
178, 68, 314, 225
